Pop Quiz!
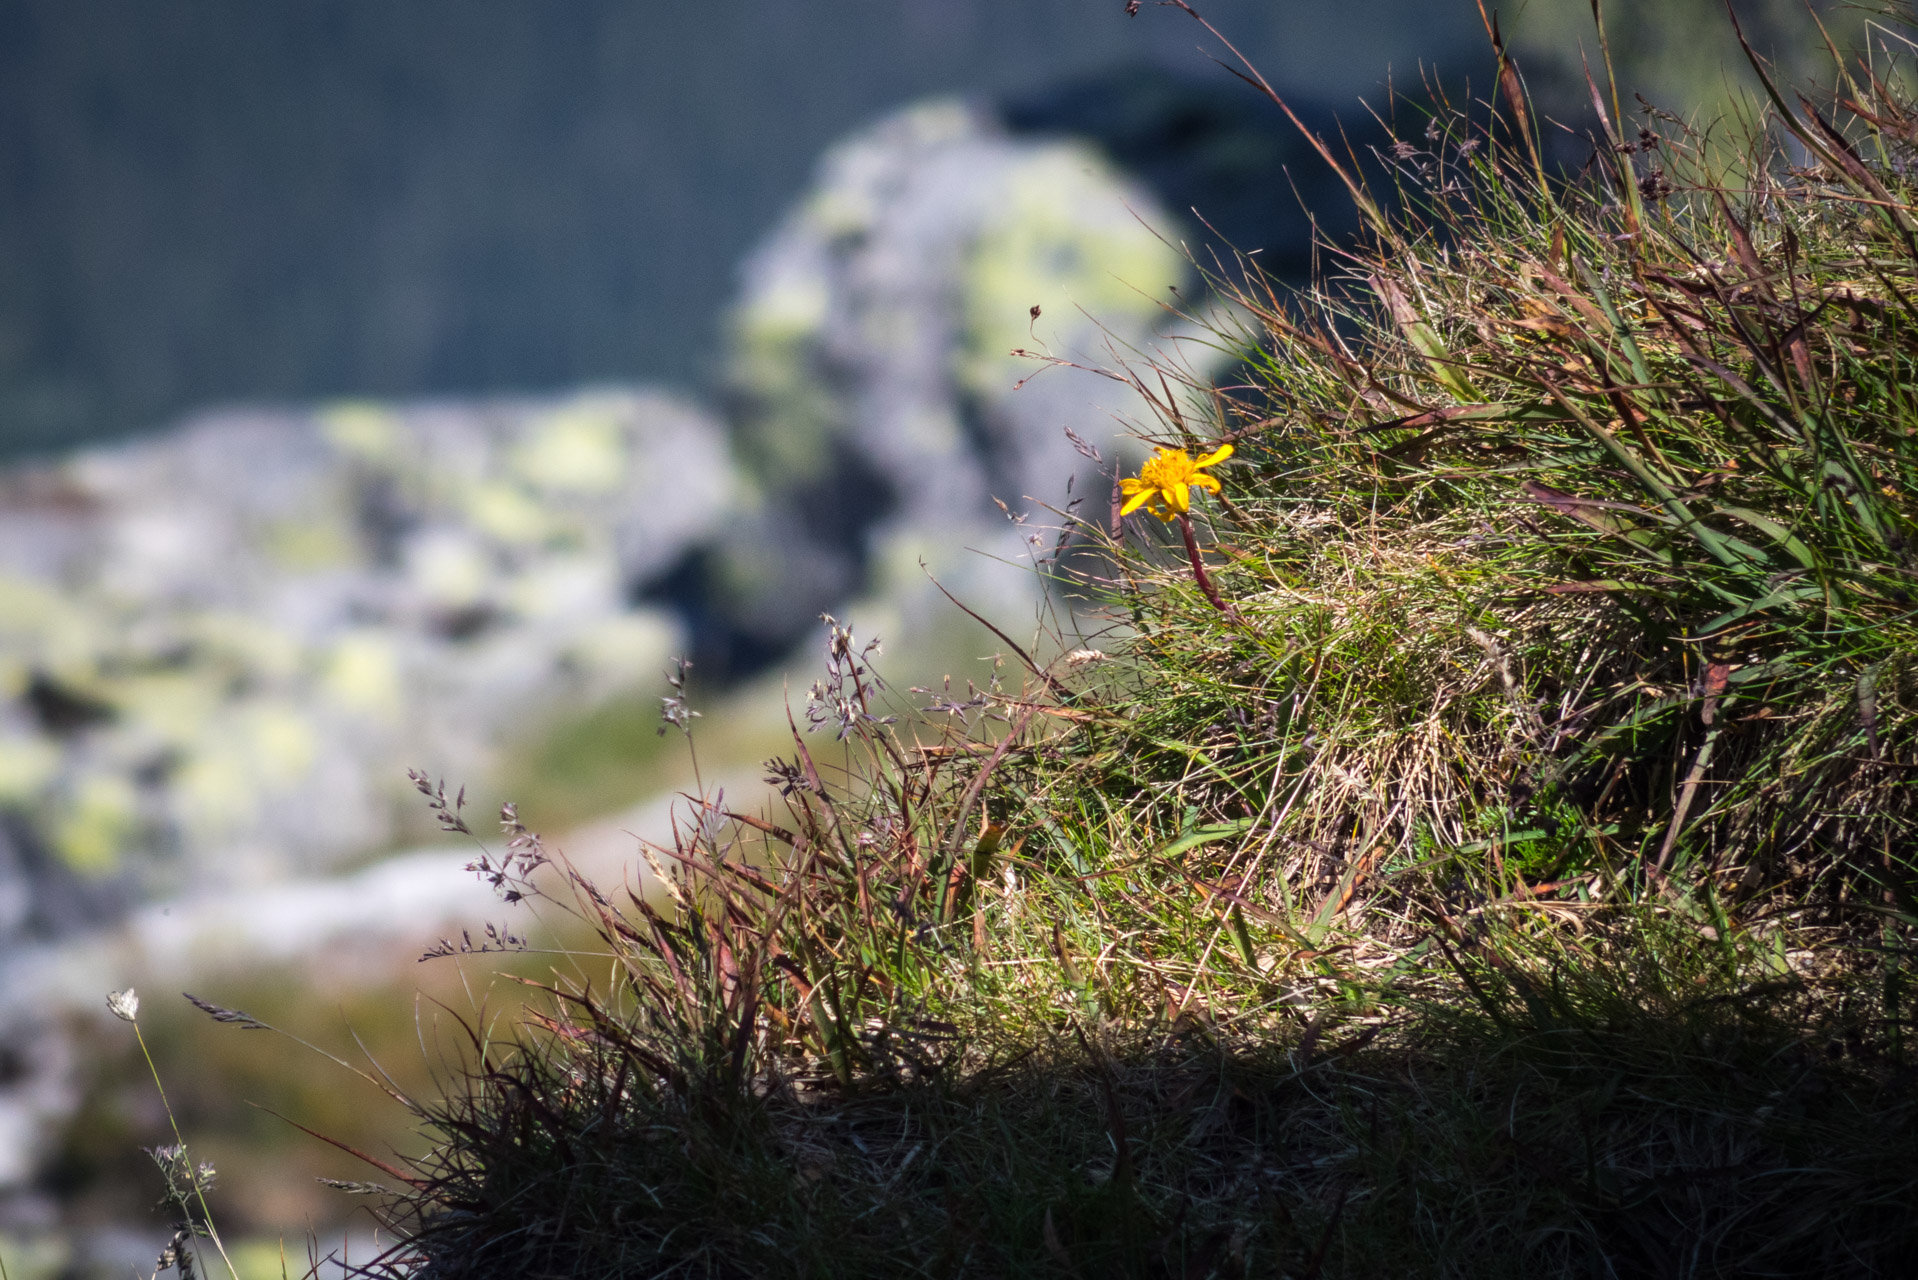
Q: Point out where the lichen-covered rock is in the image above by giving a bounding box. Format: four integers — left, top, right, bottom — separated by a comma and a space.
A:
0, 387, 730, 925
708, 98, 1203, 664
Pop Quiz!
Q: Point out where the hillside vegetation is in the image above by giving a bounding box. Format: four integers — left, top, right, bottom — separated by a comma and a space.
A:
239, 11, 1918, 1278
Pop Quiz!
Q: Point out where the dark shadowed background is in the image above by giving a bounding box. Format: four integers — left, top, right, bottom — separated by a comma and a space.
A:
0, 0, 1854, 457
0, 0, 1513, 457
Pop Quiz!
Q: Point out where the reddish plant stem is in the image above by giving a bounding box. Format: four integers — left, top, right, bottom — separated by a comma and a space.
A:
1177, 513, 1239, 620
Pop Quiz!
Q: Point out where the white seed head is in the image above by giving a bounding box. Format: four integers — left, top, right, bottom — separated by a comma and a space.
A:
1065, 649, 1107, 667
106, 988, 140, 1023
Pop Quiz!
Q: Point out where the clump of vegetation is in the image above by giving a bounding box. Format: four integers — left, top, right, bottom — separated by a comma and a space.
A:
228, 7, 1918, 1277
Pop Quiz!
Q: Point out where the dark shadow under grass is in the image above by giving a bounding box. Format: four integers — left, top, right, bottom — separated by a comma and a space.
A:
375, 922, 1917, 1279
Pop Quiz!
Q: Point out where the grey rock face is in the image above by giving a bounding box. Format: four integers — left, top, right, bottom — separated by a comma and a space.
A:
0, 97, 1209, 939
706, 98, 1203, 665
0, 387, 729, 929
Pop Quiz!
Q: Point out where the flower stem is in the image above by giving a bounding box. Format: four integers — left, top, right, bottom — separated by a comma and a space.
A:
1177, 514, 1238, 620
133, 1022, 241, 1280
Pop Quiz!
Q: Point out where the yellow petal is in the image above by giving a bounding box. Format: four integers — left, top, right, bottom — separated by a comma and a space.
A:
1120, 489, 1153, 516
1193, 443, 1234, 469
1192, 473, 1221, 495
1171, 482, 1190, 512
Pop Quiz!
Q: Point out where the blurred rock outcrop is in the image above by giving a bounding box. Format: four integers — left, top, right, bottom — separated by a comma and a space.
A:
0, 388, 728, 926
0, 93, 1234, 965
0, 93, 1231, 936
698, 97, 1203, 670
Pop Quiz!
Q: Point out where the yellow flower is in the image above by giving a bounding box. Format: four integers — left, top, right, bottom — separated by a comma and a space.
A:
1119, 443, 1233, 521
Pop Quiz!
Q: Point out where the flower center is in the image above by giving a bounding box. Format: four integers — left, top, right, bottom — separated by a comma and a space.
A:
1140, 451, 1194, 489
